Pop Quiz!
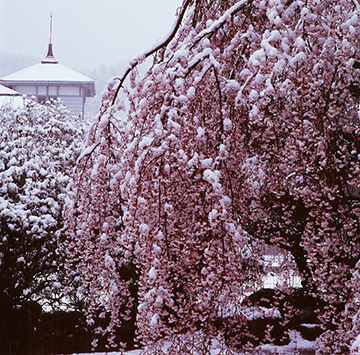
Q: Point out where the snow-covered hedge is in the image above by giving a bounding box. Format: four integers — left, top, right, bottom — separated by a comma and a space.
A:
0, 99, 86, 310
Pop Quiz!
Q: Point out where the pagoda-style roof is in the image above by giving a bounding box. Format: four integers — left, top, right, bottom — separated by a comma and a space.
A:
0, 14, 95, 116
0, 43, 96, 97
1, 61, 95, 97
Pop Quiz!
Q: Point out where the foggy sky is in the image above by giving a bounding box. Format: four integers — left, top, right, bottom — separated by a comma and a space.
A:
0, 0, 183, 70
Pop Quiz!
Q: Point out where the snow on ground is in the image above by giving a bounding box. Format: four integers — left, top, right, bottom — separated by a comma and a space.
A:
259, 330, 315, 354
72, 331, 315, 355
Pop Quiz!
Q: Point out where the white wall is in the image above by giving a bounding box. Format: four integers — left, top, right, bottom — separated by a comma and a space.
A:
60, 96, 84, 116
59, 86, 80, 96
15, 85, 36, 95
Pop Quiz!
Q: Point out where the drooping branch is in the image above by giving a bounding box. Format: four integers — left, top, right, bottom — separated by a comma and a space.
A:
353, 0, 360, 12
111, 0, 250, 106
65, 1, 360, 352
111, 0, 193, 105
189, 0, 250, 50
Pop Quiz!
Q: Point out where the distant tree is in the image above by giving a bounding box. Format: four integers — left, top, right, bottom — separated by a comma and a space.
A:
65, 0, 360, 353
0, 99, 86, 353
83, 62, 127, 119
0, 52, 37, 78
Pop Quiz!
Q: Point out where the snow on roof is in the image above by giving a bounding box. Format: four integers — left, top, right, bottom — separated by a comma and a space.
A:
0, 84, 29, 107
0, 84, 20, 96
0, 95, 28, 108
1, 62, 94, 83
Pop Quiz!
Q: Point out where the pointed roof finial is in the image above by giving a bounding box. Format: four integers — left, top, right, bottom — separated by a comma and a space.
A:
42, 12, 58, 64
50, 12, 53, 44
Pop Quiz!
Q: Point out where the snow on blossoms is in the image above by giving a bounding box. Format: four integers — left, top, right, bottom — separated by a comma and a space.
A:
65, 0, 360, 354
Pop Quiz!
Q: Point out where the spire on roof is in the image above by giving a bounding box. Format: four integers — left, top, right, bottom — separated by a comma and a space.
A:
42, 13, 58, 64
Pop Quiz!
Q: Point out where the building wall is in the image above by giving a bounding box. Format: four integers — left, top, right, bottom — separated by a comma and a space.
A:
10, 84, 85, 116
15, 86, 37, 95
59, 86, 80, 96
60, 96, 84, 116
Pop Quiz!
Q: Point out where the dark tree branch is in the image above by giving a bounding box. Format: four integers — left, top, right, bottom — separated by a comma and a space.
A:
111, 0, 193, 106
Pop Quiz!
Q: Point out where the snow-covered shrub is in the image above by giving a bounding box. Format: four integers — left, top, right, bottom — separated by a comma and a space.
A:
0, 98, 86, 311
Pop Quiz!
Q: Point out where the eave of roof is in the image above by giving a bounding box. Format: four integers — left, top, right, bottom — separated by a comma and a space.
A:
1, 39, 96, 97
1, 62, 94, 83
0, 84, 20, 96
0, 63, 96, 97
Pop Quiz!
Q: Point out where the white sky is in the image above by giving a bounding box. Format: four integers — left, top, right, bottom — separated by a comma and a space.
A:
0, 0, 183, 70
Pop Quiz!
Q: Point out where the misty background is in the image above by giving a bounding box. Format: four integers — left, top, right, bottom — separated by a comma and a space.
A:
0, 0, 183, 118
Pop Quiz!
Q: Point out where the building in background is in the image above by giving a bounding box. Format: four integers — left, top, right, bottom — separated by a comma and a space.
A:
0, 30, 95, 117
